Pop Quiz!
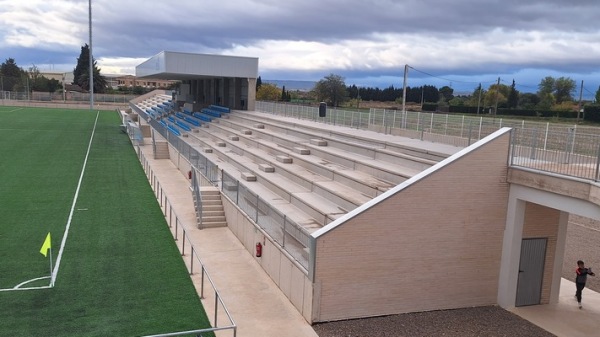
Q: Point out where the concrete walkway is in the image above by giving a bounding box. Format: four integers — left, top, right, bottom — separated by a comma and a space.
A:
511, 278, 600, 337
137, 143, 318, 337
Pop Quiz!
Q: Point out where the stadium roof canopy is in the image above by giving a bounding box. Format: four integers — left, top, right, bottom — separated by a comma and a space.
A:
136, 51, 259, 80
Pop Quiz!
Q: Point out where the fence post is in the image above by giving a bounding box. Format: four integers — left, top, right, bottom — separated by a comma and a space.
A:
282, 215, 287, 248
595, 142, 600, 182
200, 266, 205, 299
543, 122, 549, 150
182, 231, 186, 256
467, 120, 473, 146
255, 192, 259, 223
175, 219, 179, 241
529, 128, 538, 160
190, 247, 194, 275
214, 293, 219, 328
478, 116, 483, 140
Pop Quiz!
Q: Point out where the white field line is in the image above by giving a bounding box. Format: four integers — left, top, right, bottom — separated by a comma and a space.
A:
51, 111, 100, 287
0, 111, 99, 292
0, 277, 51, 292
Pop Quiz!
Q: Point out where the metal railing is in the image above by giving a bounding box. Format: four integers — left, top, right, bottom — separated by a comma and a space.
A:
256, 101, 600, 182
132, 102, 311, 271
136, 149, 237, 337
221, 171, 310, 270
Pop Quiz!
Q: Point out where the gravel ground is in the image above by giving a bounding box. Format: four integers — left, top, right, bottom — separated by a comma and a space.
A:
313, 306, 555, 337
314, 215, 600, 337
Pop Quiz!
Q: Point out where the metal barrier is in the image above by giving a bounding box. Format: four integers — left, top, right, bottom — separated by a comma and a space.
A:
136, 149, 237, 337
256, 101, 600, 182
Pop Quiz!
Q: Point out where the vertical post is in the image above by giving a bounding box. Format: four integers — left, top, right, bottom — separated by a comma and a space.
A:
190, 247, 194, 275
182, 232, 186, 256
543, 122, 549, 150
476, 83, 482, 114
214, 293, 219, 327
402, 64, 408, 114
89, 0, 94, 110
460, 115, 465, 138
478, 116, 483, 140
494, 77, 500, 115
595, 142, 600, 182
467, 120, 473, 146
577, 80, 584, 122
49, 247, 54, 287
200, 266, 205, 299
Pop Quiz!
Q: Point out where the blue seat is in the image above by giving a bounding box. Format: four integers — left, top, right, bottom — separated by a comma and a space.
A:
209, 105, 230, 113
193, 112, 212, 122
201, 108, 221, 118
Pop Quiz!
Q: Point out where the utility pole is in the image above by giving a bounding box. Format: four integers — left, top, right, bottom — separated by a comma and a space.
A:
476, 83, 482, 114
493, 77, 500, 115
577, 80, 584, 122
402, 64, 408, 114
420, 86, 424, 109
89, 0, 94, 110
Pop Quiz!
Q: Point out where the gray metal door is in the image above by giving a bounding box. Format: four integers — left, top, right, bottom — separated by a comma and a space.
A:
515, 238, 547, 306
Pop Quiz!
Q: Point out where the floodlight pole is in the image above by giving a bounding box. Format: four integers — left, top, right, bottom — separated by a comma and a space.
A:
89, 0, 94, 110
402, 64, 408, 114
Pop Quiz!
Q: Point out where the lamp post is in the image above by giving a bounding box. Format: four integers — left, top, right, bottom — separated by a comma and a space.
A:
89, 0, 94, 110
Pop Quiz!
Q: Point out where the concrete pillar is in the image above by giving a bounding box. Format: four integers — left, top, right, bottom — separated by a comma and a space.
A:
247, 78, 256, 111
549, 211, 569, 303
497, 189, 526, 309
234, 78, 242, 110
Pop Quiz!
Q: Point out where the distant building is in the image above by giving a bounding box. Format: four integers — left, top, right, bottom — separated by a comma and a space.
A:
116, 75, 178, 89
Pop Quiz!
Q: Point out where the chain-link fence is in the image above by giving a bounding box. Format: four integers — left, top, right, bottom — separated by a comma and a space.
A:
1, 90, 136, 103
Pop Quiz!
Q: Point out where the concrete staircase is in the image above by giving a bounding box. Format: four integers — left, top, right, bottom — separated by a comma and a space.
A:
154, 141, 170, 159
197, 186, 227, 229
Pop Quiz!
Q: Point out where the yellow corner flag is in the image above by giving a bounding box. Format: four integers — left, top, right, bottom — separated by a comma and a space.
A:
40, 232, 51, 257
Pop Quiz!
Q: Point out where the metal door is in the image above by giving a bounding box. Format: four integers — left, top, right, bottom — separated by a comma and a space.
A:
515, 238, 547, 306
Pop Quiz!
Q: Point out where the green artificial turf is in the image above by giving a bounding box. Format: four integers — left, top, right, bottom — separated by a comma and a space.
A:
0, 107, 213, 336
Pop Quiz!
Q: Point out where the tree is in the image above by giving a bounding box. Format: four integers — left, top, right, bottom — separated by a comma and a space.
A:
256, 76, 262, 92
73, 44, 107, 93
554, 77, 576, 104
438, 85, 454, 103
313, 73, 347, 107
256, 83, 280, 101
484, 83, 510, 109
507, 79, 519, 109
1, 58, 26, 91
467, 84, 485, 108
537, 76, 576, 105
595, 86, 600, 103
518, 93, 540, 110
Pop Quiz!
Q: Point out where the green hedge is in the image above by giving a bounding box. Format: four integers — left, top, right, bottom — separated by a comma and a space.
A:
584, 105, 600, 122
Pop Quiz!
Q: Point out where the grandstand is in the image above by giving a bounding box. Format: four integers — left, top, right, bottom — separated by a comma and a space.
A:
126, 52, 600, 325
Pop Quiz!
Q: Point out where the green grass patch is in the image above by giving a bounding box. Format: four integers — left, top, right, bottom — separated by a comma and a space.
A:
0, 107, 213, 336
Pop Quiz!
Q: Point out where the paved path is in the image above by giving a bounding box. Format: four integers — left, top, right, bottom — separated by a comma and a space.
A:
137, 143, 318, 337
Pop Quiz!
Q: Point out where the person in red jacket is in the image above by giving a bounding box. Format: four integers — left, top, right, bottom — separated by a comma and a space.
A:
575, 260, 595, 309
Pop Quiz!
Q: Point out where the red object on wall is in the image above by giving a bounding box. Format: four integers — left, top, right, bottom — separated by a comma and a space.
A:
256, 242, 262, 257
188, 170, 192, 179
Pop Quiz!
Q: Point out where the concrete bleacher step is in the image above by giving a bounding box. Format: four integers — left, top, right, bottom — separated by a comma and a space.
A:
293, 147, 310, 155
259, 164, 275, 173
241, 172, 257, 181
310, 139, 327, 146
276, 155, 293, 163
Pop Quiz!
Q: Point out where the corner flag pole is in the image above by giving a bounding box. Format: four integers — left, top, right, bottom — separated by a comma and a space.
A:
49, 247, 54, 287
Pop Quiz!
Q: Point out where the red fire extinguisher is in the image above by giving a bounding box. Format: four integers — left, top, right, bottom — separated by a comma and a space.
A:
188, 170, 192, 179
255, 242, 262, 257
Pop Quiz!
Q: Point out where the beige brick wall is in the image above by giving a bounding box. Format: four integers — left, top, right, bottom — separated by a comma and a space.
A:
313, 132, 511, 322
522, 202, 560, 304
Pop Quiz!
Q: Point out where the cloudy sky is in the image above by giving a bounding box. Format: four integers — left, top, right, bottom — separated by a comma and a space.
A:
1, 0, 599, 96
